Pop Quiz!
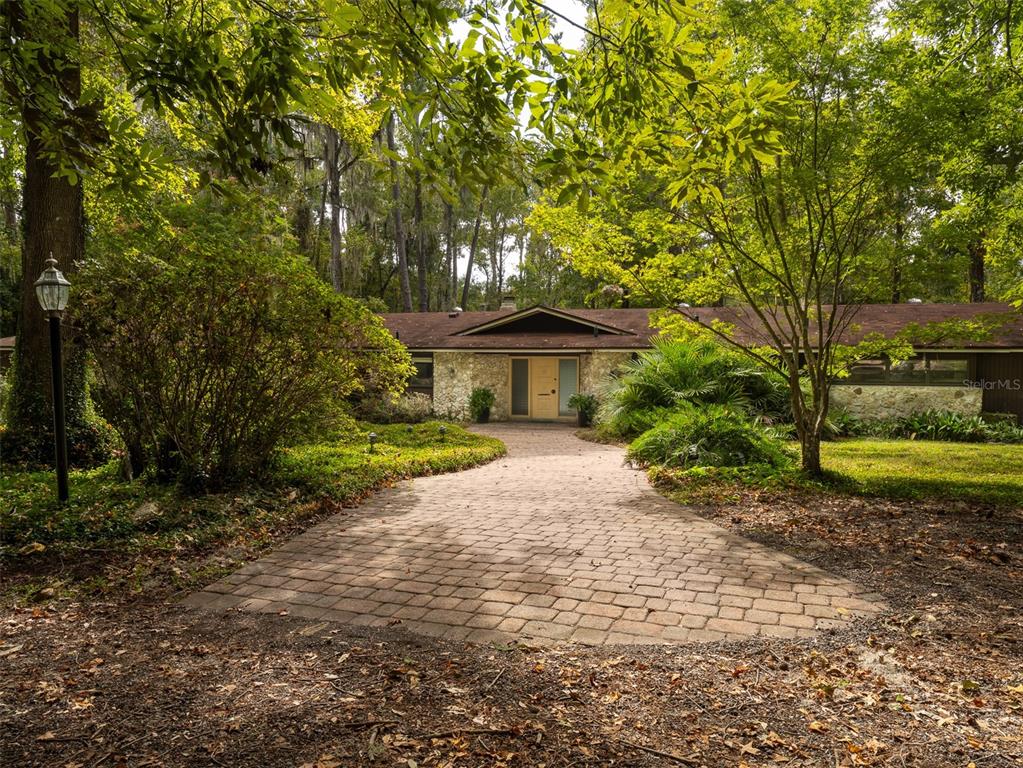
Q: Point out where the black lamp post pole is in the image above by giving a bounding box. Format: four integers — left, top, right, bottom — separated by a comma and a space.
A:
48, 314, 69, 503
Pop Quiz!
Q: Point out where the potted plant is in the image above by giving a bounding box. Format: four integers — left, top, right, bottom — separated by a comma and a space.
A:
469, 387, 496, 423
568, 393, 598, 427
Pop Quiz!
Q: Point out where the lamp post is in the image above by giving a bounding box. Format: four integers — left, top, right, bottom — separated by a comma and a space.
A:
34, 256, 71, 503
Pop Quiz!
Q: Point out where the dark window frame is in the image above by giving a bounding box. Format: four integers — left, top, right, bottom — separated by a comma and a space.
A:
842, 352, 972, 387
409, 354, 434, 398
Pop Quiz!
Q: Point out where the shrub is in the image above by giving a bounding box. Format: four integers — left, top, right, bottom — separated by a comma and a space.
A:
77, 189, 412, 488
468, 387, 496, 422
568, 392, 599, 423
1, 347, 119, 468
599, 339, 790, 438
627, 405, 794, 470
355, 392, 434, 424
837, 409, 1023, 444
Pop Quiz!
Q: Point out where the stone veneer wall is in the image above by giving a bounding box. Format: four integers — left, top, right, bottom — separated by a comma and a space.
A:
580, 351, 632, 396
432, 351, 511, 421
830, 384, 981, 420
431, 350, 633, 421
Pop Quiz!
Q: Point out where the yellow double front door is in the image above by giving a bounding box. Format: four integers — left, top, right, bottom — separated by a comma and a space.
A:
510, 356, 578, 420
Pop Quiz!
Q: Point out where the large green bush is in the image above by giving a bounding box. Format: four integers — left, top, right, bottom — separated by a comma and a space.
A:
599, 339, 790, 438
626, 404, 794, 470
77, 189, 412, 488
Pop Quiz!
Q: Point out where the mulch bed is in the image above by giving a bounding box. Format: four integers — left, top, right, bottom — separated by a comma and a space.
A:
2, 489, 1022, 767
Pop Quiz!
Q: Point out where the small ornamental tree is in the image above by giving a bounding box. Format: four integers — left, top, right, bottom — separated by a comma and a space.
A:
528, 0, 918, 475
77, 188, 412, 487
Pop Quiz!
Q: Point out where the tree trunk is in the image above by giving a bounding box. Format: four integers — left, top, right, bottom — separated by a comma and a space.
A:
488, 213, 499, 307
443, 200, 454, 310
2, 200, 14, 234
325, 128, 343, 293
386, 112, 413, 312
460, 188, 487, 310
496, 219, 507, 302
799, 427, 822, 476
4, 7, 101, 467
312, 161, 329, 277
891, 208, 903, 303
968, 239, 985, 302
414, 172, 428, 311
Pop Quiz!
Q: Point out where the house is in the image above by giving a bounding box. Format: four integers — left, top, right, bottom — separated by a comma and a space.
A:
380, 302, 1023, 424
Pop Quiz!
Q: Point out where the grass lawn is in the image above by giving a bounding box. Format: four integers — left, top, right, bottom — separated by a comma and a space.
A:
644, 437, 1023, 508
0, 422, 504, 599
821, 438, 1023, 505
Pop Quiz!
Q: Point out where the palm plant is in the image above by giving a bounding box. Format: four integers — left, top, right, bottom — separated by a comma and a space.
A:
599, 339, 791, 437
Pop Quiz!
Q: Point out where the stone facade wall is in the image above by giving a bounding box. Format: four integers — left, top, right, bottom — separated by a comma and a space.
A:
580, 351, 632, 396
432, 351, 511, 421
830, 384, 982, 420
431, 350, 631, 421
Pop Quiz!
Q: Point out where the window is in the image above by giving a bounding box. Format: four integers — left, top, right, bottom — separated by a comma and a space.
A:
410, 355, 434, 396
925, 355, 969, 384
847, 358, 888, 383
558, 358, 578, 416
511, 359, 529, 415
845, 353, 969, 386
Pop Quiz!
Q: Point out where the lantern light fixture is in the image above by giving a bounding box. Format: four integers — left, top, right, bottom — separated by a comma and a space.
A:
34, 256, 71, 317
35, 255, 71, 503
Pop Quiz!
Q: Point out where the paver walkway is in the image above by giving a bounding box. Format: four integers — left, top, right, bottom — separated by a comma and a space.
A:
184, 424, 883, 645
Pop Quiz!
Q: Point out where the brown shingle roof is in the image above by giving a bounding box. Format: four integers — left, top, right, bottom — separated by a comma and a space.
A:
689, 302, 1023, 349
380, 303, 1023, 351
380, 307, 658, 349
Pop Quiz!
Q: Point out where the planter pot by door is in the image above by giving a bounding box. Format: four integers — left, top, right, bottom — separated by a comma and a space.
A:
476, 408, 490, 424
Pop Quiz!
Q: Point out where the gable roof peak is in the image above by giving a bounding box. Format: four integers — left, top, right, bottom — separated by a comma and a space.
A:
453, 304, 635, 337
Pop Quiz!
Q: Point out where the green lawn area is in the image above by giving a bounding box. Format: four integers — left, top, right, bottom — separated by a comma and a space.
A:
0, 422, 504, 597
820, 438, 1023, 506
650, 437, 1023, 508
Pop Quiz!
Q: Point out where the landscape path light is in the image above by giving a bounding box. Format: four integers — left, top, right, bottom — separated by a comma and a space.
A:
34, 256, 71, 503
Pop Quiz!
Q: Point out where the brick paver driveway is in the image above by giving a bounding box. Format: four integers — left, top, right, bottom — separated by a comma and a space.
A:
185, 424, 883, 644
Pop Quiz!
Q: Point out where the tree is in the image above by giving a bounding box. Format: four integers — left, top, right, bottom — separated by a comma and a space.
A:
386, 110, 414, 312
531, 0, 907, 475
0, 0, 547, 459
887, 0, 1023, 302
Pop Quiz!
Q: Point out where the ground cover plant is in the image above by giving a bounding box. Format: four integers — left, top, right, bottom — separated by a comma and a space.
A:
835, 409, 1023, 444
0, 423, 504, 601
